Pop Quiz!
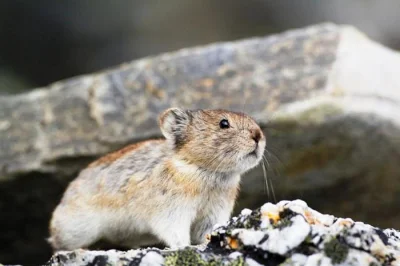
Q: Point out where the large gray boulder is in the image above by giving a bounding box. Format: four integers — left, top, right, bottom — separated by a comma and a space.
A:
0, 22, 340, 178
1, 23, 400, 264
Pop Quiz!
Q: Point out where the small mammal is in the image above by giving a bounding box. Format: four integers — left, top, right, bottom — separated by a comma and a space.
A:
49, 108, 266, 250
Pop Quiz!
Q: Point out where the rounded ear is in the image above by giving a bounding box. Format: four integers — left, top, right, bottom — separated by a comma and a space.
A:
159, 108, 191, 144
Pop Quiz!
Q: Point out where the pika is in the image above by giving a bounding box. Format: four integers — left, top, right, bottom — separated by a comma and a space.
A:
49, 108, 266, 250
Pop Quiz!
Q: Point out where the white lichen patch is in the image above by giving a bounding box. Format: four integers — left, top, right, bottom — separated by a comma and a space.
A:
241, 208, 253, 216
276, 199, 335, 226
228, 251, 243, 259
231, 229, 265, 247
260, 202, 280, 228
261, 215, 310, 255
233, 215, 310, 255
245, 257, 264, 266
139, 250, 164, 266
385, 228, 400, 251
210, 200, 400, 265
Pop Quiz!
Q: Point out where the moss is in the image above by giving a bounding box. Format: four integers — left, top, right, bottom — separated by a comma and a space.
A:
276, 218, 293, 229
226, 209, 262, 230
323, 238, 349, 264
243, 209, 262, 230
163, 248, 245, 266
229, 256, 245, 266
304, 235, 313, 243
164, 249, 207, 266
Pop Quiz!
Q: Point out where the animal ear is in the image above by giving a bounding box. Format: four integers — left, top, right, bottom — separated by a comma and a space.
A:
159, 108, 191, 144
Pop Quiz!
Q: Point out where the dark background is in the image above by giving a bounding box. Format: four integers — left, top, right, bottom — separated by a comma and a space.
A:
1, 1, 400, 265
1, 0, 400, 95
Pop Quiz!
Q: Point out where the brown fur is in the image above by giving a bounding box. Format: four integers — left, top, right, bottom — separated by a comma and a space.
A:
49, 108, 266, 250
88, 140, 163, 167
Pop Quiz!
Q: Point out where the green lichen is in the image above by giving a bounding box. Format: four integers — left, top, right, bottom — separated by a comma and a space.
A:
163, 248, 245, 266
243, 209, 262, 229
225, 209, 262, 230
275, 218, 293, 229
275, 209, 295, 229
229, 256, 245, 266
304, 235, 313, 243
323, 238, 349, 264
164, 248, 208, 266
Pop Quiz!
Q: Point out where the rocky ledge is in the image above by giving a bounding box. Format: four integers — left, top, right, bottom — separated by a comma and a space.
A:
45, 200, 400, 266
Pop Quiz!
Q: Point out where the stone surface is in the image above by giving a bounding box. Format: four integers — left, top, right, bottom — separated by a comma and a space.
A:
0, 23, 341, 178
45, 200, 400, 266
1, 23, 400, 264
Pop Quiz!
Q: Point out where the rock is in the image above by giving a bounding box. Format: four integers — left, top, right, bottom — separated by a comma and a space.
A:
0, 23, 342, 178
1, 23, 400, 264
45, 200, 400, 266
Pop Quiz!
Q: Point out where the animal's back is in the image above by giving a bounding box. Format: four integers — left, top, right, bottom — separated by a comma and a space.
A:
61, 139, 168, 203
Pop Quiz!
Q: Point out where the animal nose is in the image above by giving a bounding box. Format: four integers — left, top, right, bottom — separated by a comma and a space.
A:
250, 128, 262, 143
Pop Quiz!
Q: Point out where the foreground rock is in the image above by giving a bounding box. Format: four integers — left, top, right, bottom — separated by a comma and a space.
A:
2, 23, 400, 264
46, 200, 400, 266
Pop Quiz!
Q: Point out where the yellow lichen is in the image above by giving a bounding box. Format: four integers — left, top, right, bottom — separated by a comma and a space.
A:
227, 237, 239, 249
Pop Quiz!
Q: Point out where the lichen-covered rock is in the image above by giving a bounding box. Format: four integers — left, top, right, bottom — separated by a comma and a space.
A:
46, 200, 400, 266
209, 200, 400, 265
45, 247, 249, 266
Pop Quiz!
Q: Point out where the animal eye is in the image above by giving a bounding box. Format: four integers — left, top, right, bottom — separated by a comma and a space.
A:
219, 119, 230, 129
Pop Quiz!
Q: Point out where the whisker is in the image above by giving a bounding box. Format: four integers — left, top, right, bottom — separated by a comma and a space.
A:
261, 158, 269, 199
262, 154, 271, 169
265, 149, 282, 179
262, 154, 277, 203
269, 173, 276, 203
265, 146, 283, 165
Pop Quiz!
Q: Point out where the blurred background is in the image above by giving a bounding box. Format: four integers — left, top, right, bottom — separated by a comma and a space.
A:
1, 0, 400, 95
1, 0, 400, 265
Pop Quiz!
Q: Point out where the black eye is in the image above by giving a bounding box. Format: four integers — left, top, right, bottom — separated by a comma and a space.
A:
219, 119, 230, 129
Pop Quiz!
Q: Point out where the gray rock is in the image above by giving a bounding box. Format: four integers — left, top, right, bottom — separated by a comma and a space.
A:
45, 200, 400, 266
0, 23, 341, 178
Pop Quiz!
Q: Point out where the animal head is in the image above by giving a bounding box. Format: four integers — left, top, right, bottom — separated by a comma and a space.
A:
159, 108, 266, 174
